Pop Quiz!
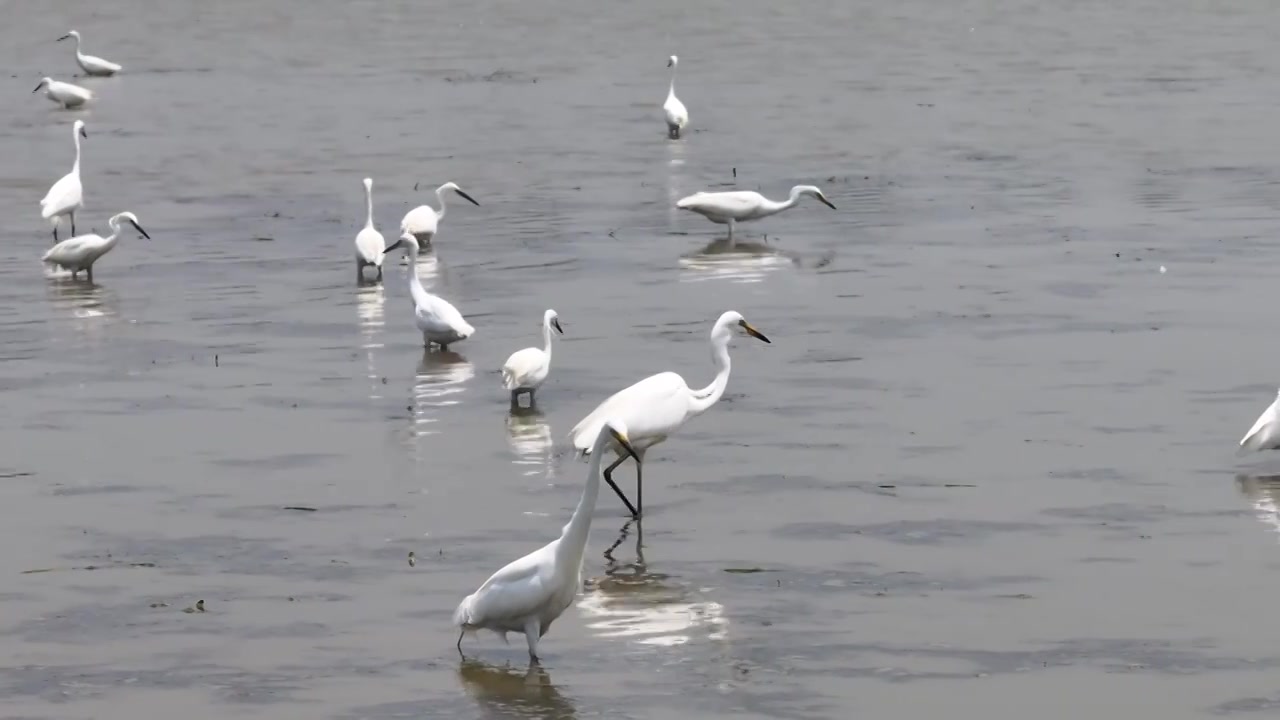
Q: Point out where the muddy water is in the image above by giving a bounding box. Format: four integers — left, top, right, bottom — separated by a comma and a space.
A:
4, 1, 1280, 718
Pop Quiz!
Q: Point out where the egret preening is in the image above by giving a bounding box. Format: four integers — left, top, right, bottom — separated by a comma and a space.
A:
400, 182, 479, 249
569, 311, 770, 516
42, 211, 149, 282
663, 55, 689, 140
383, 234, 474, 350
454, 420, 638, 661
354, 177, 385, 281
1241, 389, 1280, 452
502, 309, 564, 407
676, 185, 836, 241
40, 120, 88, 243
33, 77, 92, 109
57, 30, 121, 76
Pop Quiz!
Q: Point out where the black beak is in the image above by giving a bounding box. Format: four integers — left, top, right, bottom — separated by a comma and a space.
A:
609, 428, 638, 461
32, 84, 42, 93
57, 34, 71, 42
382, 239, 404, 255
552, 318, 563, 334
819, 196, 836, 210
740, 321, 771, 344
455, 189, 480, 207
667, 59, 674, 68
130, 220, 150, 240
80, 128, 87, 139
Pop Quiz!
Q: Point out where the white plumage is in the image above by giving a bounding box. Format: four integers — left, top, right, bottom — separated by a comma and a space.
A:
502, 309, 564, 403
384, 234, 474, 349
400, 182, 479, 248
1241, 389, 1280, 452
354, 177, 385, 281
454, 421, 637, 661
33, 77, 93, 109
568, 310, 770, 515
58, 30, 122, 76
42, 211, 150, 282
663, 55, 689, 139
676, 185, 836, 241
40, 120, 88, 243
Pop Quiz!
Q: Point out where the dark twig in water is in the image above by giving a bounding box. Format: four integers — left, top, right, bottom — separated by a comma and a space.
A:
283, 506, 317, 512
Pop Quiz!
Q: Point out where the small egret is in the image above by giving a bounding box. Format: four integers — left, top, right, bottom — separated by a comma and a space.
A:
354, 177, 385, 281
42, 211, 149, 282
676, 185, 836, 241
57, 30, 122, 76
454, 420, 638, 661
663, 55, 689, 139
1241, 389, 1280, 451
383, 234, 475, 349
400, 182, 479, 249
569, 311, 770, 516
40, 119, 88, 243
502, 309, 564, 406
33, 77, 92, 109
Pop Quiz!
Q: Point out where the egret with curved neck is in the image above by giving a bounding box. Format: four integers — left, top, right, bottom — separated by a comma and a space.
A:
502, 309, 565, 407
664, 55, 689, 139
42, 211, 150, 282
40, 119, 88, 243
568, 311, 770, 515
454, 420, 637, 661
57, 30, 122, 76
400, 182, 480, 249
383, 234, 475, 350
676, 184, 836, 242
33, 77, 93, 109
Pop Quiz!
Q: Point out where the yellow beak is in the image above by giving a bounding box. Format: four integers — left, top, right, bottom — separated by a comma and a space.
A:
609, 428, 638, 460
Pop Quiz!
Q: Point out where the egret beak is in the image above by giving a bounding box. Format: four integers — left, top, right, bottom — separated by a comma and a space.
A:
667, 59, 674, 67
455, 189, 480, 207
551, 318, 564, 334
80, 126, 87, 139
739, 320, 771, 344
818, 196, 836, 210
57, 34, 72, 42
609, 427, 638, 461
129, 220, 150, 240
383, 238, 405, 255
32, 83, 42, 93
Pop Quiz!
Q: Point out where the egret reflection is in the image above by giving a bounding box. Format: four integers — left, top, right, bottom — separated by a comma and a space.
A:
411, 350, 474, 438
356, 283, 386, 400
457, 659, 576, 720
1237, 474, 1280, 539
506, 407, 554, 475
45, 278, 116, 326
677, 237, 799, 284
578, 520, 728, 647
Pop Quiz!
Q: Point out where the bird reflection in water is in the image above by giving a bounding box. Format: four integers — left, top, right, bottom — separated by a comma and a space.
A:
577, 519, 728, 647
506, 406, 555, 478
411, 349, 474, 438
458, 658, 576, 720
677, 237, 803, 284
45, 277, 117, 326
356, 282, 385, 401
1237, 474, 1280, 540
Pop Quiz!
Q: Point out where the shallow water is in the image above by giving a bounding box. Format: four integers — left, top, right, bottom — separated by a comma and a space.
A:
5, 1, 1280, 718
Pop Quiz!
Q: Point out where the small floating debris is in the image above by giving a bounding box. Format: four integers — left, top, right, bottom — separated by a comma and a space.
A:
283, 506, 317, 512
183, 599, 205, 614
150, 602, 169, 608
408, 551, 416, 567
723, 567, 776, 574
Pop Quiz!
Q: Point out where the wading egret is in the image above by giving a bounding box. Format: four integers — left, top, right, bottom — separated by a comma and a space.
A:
676, 185, 836, 241
57, 30, 121, 76
400, 182, 479, 248
663, 55, 689, 139
454, 420, 637, 661
502, 309, 564, 406
42, 211, 149, 282
33, 77, 92, 109
383, 234, 474, 349
40, 120, 87, 243
569, 311, 770, 516
1241, 389, 1280, 451
354, 177, 385, 281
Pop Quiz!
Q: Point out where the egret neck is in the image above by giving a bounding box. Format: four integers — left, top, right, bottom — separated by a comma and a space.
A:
689, 331, 732, 415
558, 426, 611, 560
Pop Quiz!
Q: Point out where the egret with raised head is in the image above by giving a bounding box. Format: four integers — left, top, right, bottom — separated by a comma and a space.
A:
57, 30, 121, 76
502, 309, 564, 406
40, 120, 87, 243
354, 177, 385, 281
400, 182, 479, 249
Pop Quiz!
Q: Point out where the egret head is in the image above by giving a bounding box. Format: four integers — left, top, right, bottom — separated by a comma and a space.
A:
58, 30, 81, 42
797, 185, 836, 210
715, 311, 770, 344
604, 420, 637, 460
113, 212, 150, 240
545, 309, 563, 335
668, 55, 678, 68
384, 232, 419, 258
438, 182, 480, 207
362, 177, 372, 190
33, 77, 52, 93
73, 119, 87, 139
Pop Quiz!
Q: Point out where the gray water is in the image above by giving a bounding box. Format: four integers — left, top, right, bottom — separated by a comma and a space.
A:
4, 1, 1280, 718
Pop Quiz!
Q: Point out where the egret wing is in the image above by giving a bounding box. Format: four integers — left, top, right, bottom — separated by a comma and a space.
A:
355, 227, 385, 265
1241, 396, 1280, 450
455, 546, 556, 626
676, 191, 761, 215
503, 347, 545, 389
569, 371, 690, 451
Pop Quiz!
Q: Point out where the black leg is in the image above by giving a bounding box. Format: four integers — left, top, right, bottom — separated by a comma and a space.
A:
52, 226, 58, 243
86, 266, 93, 283
603, 454, 638, 516
636, 456, 643, 515
456, 630, 464, 656
70, 212, 75, 235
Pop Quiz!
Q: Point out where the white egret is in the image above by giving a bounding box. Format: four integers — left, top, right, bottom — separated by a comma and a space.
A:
42, 211, 150, 282
354, 177, 385, 281
400, 182, 479, 249
663, 55, 689, 139
33, 77, 93, 109
569, 311, 770, 516
502, 309, 564, 406
676, 185, 836, 241
383, 234, 474, 349
40, 119, 88, 243
454, 420, 638, 661
57, 30, 122, 76
1241, 389, 1280, 451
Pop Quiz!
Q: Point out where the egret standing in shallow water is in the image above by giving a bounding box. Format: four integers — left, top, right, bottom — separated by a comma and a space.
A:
400, 182, 479, 249
663, 55, 689, 139
40, 120, 88, 243
1241, 389, 1280, 451
454, 420, 638, 661
502, 309, 564, 407
42, 211, 150, 282
569, 311, 770, 516
383, 234, 474, 350
33, 77, 92, 109
354, 177, 385, 281
57, 30, 121, 76
676, 185, 836, 242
